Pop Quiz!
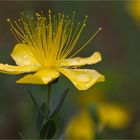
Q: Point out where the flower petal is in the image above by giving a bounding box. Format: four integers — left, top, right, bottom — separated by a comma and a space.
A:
60, 52, 101, 67
11, 43, 39, 66
16, 69, 60, 84
58, 68, 105, 90
0, 64, 40, 74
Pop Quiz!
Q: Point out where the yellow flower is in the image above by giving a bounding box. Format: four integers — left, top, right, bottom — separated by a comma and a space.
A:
127, 1, 140, 23
98, 103, 131, 129
65, 110, 95, 139
0, 10, 105, 90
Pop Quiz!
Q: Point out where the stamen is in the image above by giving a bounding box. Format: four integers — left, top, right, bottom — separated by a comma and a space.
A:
70, 27, 102, 58
7, 11, 101, 68
62, 15, 88, 59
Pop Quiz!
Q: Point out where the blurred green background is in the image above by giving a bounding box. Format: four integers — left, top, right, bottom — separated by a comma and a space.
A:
0, 1, 140, 139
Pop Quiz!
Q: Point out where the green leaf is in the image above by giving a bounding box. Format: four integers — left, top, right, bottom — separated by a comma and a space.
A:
40, 119, 56, 139
49, 88, 69, 118
37, 103, 46, 131
27, 90, 43, 116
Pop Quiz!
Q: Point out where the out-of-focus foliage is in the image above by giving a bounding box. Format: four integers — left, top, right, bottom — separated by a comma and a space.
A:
65, 89, 131, 139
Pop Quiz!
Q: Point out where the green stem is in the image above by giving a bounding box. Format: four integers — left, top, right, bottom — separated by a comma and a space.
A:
46, 83, 52, 116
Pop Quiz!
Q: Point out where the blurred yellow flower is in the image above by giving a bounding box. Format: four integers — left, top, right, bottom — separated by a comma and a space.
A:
127, 1, 140, 23
74, 89, 131, 129
74, 88, 105, 107
0, 10, 105, 90
65, 110, 94, 139
98, 103, 130, 129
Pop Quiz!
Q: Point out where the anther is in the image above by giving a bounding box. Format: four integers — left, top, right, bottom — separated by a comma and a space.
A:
7, 18, 10, 22
36, 13, 40, 16
49, 9, 51, 14
99, 27, 102, 30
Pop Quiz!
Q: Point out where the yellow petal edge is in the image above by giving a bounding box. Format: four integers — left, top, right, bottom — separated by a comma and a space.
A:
0, 64, 40, 74
58, 68, 105, 90
60, 52, 102, 67
16, 69, 59, 84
